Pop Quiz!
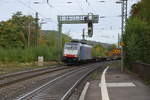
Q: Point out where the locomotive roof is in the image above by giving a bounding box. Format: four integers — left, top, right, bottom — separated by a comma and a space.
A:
65, 42, 92, 48
71, 40, 88, 44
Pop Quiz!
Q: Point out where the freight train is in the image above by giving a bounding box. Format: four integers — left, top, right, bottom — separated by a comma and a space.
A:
62, 41, 121, 64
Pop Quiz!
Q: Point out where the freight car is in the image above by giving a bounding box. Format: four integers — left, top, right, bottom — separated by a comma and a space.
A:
62, 41, 92, 63
106, 48, 121, 60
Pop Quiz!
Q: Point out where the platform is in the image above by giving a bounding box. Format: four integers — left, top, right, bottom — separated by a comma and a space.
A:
80, 63, 150, 100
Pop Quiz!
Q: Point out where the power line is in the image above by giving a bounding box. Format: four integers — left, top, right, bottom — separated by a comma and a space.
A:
76, 0, 85, 13
46, 3, 63, 15
45, 0, 64, 15
86, 1, 98, 14
17, 0, 47, 19
17, 0, 58, 25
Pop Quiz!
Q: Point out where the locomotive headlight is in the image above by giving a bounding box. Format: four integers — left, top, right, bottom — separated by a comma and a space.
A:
64, 54, 67, 56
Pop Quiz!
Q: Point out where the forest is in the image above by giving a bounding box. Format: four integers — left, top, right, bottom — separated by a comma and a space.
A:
0, 12, 71, 63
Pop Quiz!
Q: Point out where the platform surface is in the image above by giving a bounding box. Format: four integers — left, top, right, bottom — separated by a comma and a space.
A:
85, 64, 150, 100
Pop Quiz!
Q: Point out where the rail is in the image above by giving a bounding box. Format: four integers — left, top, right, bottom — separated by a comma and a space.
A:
0, 65, 69, 87
15, 63, 99, 100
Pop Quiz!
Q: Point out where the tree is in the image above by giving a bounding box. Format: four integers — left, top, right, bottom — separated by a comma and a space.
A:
130, 0, 150, 23
0, 12, 40, 48
123, 0, 150, 66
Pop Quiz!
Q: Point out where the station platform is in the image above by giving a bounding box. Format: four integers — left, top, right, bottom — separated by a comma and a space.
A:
80, 63, 150, 100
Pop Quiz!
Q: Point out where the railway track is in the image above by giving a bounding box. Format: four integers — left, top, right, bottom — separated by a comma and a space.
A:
15, 62, 103, 100
0, 64, 70, 87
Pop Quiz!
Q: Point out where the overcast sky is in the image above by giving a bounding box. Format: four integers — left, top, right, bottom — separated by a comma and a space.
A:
0, 0, 140, 44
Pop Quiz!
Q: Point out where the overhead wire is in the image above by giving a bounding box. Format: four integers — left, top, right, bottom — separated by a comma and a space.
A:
17, 0, 47, 19
46, 2, 64, 15
17, 0, 58, 24
85, 0, 99, 14
75, 0, 85, 14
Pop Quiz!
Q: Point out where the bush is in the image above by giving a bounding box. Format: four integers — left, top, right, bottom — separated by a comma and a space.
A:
124, 18, 150, 69
0, 46, 59, 63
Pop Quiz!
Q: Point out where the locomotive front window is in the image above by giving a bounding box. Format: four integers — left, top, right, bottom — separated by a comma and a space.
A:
65, 44, 78, 50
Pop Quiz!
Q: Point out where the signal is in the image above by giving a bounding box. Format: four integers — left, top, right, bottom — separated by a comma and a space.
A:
87, 13, 94, 37
88, 22, 93, 37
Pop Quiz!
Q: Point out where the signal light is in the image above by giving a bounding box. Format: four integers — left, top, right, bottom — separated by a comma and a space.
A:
88, 22, 93, 37
87, 13, 93, 37
84, 17, 87, 23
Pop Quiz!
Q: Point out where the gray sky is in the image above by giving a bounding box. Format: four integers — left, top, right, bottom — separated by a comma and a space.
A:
0, 0, 140, 44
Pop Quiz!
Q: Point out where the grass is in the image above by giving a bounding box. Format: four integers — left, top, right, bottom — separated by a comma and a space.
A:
143, 79, 150, 87
107, 61, 121, 68
90, 71, 102, 80
0, 46, 59, 63
0, 46, 60, 75
0, 61, 58, 75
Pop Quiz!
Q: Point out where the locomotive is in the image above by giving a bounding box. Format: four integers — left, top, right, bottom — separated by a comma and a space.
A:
62, 41, 92, 63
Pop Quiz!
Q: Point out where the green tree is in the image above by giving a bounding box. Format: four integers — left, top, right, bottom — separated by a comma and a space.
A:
123, 0, 150, 67
0, 12, 72, 63
0, 12, 40, 48
0, 21, 24, 48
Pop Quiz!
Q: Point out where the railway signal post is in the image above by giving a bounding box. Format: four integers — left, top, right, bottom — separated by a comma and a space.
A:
57, 13, 99, 61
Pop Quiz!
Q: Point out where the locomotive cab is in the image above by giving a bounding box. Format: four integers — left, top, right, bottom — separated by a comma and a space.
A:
63, 42, 80, 63
62, 41, 92, 63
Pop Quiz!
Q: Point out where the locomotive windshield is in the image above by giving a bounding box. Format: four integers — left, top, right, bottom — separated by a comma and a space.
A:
64, 43, 78, 50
